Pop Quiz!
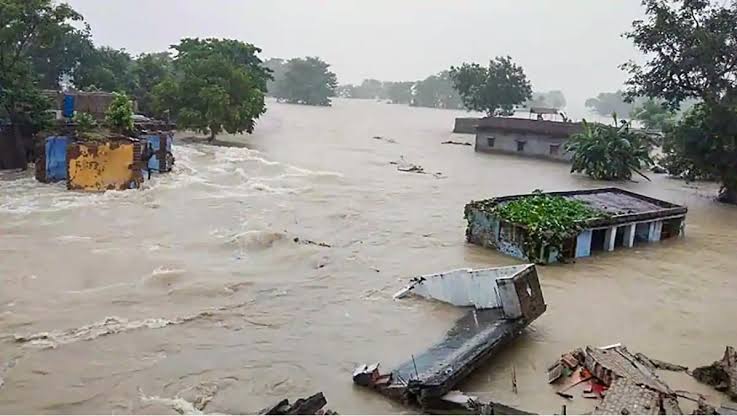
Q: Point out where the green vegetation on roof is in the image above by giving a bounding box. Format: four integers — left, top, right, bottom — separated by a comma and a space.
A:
467, 191, 608, 263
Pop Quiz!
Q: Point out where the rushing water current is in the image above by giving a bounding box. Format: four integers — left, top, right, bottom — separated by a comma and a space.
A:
1, 99, 736, 414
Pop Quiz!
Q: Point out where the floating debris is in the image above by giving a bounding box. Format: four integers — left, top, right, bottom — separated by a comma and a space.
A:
441, 140, 472, 146
293, 237, 332, 248
635, 352, 689, 372
372, 136, 397, 144
356, 265, 545, 414
692, 346, 737, 400
545, 344, 737, 415
259, 392, 336, 415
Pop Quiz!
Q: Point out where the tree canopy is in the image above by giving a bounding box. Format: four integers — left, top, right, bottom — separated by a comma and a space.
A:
584, 91, 636, 118
133, 52, 173, 117
565, 118, 653, 181
152, 38, 270, 140
412, 71, 462, 109
449, 56, 532, 116
72, 46, 138, 93
382, 81, 415, 105
622, 0, 737, 203
272, 57, 337, 106
0, 0, 84, 167
526, 90, 567, 110
263, 58, 286, 95
630, 99, 677, 132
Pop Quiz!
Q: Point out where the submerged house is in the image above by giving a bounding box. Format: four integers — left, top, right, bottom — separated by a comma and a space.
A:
474, 117, 582, 161
465, 188, 688, 264
35, 119, 175, 190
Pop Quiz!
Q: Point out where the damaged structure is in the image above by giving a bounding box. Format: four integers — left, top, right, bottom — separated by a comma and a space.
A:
353, 264, 546, 414
545, 344, 737, 415
465, 188, 688, 264
259, 392, 336, 415
67, 138, 145, 191
34, 120, 175, 191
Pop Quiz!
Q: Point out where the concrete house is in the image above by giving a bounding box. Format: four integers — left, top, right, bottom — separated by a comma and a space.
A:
474, 117, 583, 161
465, 188, 688, 263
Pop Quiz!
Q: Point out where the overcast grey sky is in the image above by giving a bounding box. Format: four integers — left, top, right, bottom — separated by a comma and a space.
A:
66, 0, 647, 117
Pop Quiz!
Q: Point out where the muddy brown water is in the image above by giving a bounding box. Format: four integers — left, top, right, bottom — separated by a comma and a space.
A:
1, 99, 736, 414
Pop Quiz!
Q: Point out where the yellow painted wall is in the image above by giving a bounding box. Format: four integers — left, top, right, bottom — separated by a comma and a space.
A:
67, 141, 142, 191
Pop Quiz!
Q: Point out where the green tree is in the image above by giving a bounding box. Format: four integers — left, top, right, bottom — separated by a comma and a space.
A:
73, 46, 138, 93
0, 0, 83, 168
382, 81, 415, 104
584, 91, 636, 117
133, 52, 173, 117
622, 0, 737, 203
351, 79, 383, 99
152, 38, 270, 141
413, 71, 462, 109
527, 90, 567, 109
565, 118, 653, 181
449, 57, 532, 116
273, 57, 337, 106
263, 58, 286, 96
28, 22, 92, 89
335, 84, 356, 98
105, 92, 134, 134
630, 99, 677, 132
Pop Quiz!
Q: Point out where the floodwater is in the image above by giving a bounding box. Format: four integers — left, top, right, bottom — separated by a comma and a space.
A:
1, 98, 736, 414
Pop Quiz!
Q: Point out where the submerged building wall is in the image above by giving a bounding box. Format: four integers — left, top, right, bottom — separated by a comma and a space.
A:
466, 205, 687, 264
67, 140, 143, 191
474, 131, 573, 161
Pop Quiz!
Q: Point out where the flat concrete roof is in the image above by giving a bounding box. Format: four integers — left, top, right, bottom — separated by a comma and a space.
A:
469, 188, 688, 228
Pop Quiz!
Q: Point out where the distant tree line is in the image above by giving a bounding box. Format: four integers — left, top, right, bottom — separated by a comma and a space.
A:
335, 72, 464, 109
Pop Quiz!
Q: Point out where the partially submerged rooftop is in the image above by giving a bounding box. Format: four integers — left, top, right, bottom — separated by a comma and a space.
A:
472, 188, 687, 228
466, 188, 689, 263
475, 116, 582, 138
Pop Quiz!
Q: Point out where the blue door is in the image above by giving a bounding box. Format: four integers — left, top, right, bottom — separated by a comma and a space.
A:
45, 136, 69, 182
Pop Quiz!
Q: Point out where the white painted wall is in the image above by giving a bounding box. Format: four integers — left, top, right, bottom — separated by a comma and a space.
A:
394, 265, 533, 312
475, 131, 572, 161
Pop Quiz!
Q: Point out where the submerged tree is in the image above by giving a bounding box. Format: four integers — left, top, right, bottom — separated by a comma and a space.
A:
449, 56, 532, 116
413, 71, 462, 109
273, 57, 337, 106
382, 81, 415, 105
565, 118, 653, 181
622, 0, 737, 203
152, 38, 270, 141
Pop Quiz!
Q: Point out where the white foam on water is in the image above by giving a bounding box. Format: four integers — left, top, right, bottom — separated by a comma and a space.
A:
139, 390, 203, 415
140, 267, 188, 289
13, 302, 252, 349
224, 230, 287, 250
54, 235, 93, 243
